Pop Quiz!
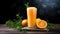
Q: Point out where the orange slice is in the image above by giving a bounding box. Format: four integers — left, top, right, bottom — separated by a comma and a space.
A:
36, 20, 47, 28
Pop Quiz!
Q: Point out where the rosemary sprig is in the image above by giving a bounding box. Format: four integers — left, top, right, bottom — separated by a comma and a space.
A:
25, 2, 30, 8
46, 20, 55, 29
5, 13, 26, 32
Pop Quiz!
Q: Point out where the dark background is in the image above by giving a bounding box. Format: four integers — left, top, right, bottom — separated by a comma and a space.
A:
0, 0, 60, 24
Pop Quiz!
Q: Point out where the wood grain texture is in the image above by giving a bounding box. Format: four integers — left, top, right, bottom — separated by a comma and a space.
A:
0, 24, 60, 34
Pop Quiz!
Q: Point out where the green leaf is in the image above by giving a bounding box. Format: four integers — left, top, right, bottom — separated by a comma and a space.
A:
25, 2, 30, 8
46, 20, 55, 29
5, 13, 27, 32
6, 20, 14, 28
16, 13, 20, 17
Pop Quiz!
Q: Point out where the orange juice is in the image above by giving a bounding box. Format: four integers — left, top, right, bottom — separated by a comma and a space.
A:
27, 7, 37, 28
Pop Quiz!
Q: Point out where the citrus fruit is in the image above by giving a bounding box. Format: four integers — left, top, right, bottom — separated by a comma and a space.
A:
36, 20, 47, 28
22, 19, 28, 26
36, 18, 41, 22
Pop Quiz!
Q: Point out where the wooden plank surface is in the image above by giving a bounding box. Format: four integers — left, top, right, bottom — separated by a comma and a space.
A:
0, 24, 60, 34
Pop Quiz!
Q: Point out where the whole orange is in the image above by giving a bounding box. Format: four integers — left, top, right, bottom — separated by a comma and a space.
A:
22, 19, 28, 26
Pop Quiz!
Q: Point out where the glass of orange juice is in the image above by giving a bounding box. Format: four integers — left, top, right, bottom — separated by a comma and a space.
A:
27, 7, 37, 28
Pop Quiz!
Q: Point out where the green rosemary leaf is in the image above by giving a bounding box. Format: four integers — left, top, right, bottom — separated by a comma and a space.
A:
6, 20, 14, 28
25, 2, 29, 8
46, 20, 55, 29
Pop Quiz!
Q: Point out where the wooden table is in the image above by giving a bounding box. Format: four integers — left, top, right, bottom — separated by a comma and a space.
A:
0, 24, 60, 34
